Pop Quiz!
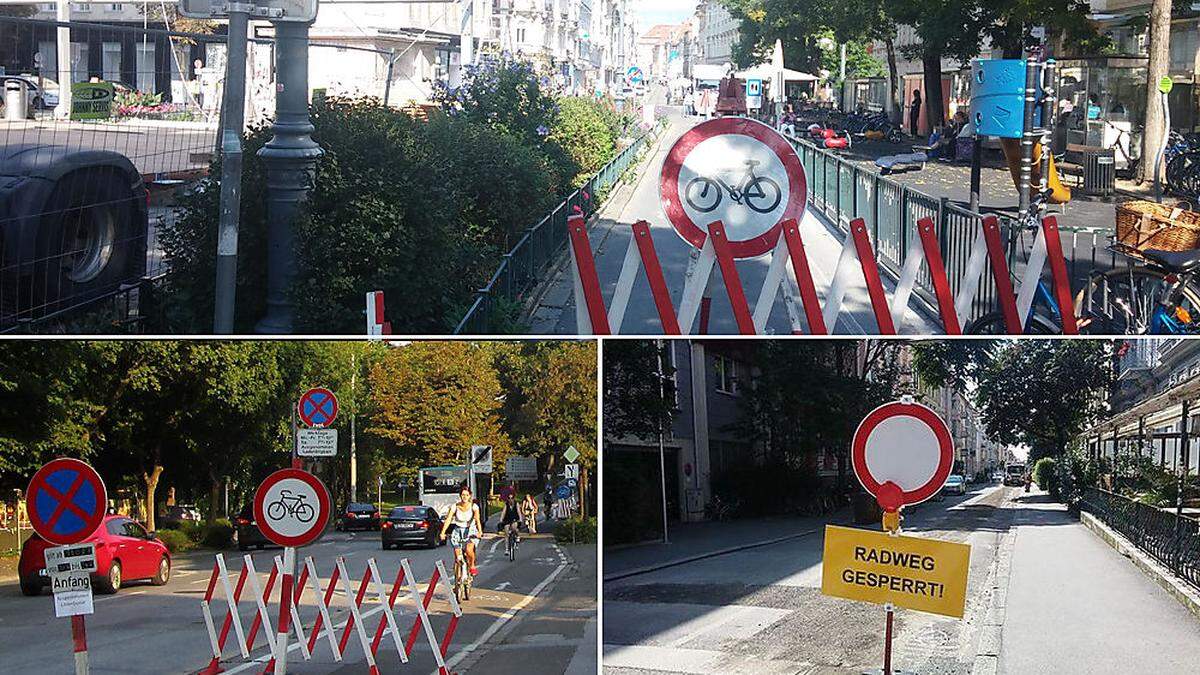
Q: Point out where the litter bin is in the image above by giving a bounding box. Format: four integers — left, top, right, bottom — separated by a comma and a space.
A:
5, 79, 28, 121
1082, 146, 1115, 197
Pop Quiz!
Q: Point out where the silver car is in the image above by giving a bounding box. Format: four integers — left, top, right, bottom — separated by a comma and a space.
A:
0, 75, 60, 112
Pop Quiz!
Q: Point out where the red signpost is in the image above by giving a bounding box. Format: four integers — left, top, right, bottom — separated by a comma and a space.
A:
850, 399, 954, 674
27, 458, 108, 675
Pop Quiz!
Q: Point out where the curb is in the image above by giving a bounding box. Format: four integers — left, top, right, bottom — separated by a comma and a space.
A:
603, 524, 828, 583
969, 488, 1017, 675
1078, 510, 1200, 622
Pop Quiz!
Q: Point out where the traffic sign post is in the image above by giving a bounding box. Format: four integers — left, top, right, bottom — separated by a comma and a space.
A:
254, 468, 331, 675
824, 396, 964, 675
27, 458, 107, 675
505, 456, 538, 482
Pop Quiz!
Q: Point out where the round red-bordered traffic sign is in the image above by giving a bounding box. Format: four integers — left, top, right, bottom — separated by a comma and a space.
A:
297, 387, 338, 428
660, 116, 808, 259
851, 400, 954, 512
26, 458, 108, 545
253, 469, 331, 547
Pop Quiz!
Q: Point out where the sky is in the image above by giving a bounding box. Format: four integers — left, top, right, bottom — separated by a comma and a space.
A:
632, 0, 697, 35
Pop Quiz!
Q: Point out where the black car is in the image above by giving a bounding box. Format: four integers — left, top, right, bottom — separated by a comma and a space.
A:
337, 502, 381, 532
381, 506, 444, 550
234, 504, 275, 551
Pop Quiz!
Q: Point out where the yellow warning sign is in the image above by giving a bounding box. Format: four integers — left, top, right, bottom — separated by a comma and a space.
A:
821, 525, 970, 618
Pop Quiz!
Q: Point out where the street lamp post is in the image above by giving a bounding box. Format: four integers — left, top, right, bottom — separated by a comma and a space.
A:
256, 17, 323, 334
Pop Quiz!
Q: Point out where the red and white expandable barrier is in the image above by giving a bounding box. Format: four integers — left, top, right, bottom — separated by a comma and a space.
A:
199, 553, 461, 674
366, 291, 392, 336
565, 212, 1078, 335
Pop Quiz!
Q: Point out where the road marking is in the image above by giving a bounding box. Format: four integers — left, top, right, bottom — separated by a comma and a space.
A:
437, 557, 569, 675
495, 582, 511, 591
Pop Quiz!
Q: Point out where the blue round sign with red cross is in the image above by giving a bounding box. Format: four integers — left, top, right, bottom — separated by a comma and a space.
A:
26, 458, 108, 546
297, 387, 338, 428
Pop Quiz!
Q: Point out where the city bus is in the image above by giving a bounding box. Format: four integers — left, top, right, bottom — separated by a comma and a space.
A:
418, 465, 468, 514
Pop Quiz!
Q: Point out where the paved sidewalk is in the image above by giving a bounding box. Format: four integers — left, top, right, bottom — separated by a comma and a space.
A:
463, 539, 597, 675
1000, 494, 1200, 675
605, 510, 849, 580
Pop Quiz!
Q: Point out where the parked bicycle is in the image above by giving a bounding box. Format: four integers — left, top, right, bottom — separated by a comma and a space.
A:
1074, 238, 1200, 335
266, 490, 315, 523
685, 160, 782, 214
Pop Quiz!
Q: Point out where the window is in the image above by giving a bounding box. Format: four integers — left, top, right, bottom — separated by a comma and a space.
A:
102, 42, 121, 81
110, 3, 123, 10
136, 42, 154, 92
123, 521, 148, 538
516, 28, 526, 44
105, 519, 126, 536
713, 354, 740, 395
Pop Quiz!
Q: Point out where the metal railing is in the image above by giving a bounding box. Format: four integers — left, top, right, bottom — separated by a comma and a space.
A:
453, 122, 665, 334
1080, 487, 1200, 591
785, 134, 1125, 327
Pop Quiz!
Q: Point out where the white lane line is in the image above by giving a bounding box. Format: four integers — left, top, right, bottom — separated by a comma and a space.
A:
437, 558, 569, 675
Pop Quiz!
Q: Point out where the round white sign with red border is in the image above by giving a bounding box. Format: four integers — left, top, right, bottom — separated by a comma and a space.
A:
253, 468, 331, 547
851, 400, 954, 511
660, 117, 808, 258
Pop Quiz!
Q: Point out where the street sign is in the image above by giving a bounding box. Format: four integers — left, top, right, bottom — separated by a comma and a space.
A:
505, 456, 538, 481
1159, 77, 1173, 94
179, 0, 317, 21
470, 445, 493, 474
851, 399, 953, 512
297, 387, 338, 427
627, 66, 644, 84
253, 469, 331, 547
51, 573, 94, 618
26, 458, 108, 546
44, 543, 97, 577
564, 463, 580, 480
660, 117, 808, 258
821, 525, 970, 618
296, 428, 338, 457
563, 446, 581, 463
566, 478, 578, 489
555, 484, 573, 500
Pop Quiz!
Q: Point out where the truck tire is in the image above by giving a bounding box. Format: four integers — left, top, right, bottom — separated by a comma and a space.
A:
33, 168, 143, 316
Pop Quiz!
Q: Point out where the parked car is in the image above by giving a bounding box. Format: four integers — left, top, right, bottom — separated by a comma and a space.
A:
233, 504, 275, 551
381, 505, 444, 550
941, 474, 967, 496
18, 514, 171, 596
0, 75, 60, 113
336, 502, 381, 532
159, 504, 201, 529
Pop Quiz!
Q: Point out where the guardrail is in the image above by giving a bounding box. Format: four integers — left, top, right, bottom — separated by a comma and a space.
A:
453, 122, 665, 334
785, 134, 1125, 326
1080, 486, 1200, 591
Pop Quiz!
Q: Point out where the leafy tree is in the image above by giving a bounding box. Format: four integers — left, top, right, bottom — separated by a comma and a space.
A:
975, 341, 1115, 461
551, 98, 617, 185
911, 340, 999, 391
602, 340, 676, 442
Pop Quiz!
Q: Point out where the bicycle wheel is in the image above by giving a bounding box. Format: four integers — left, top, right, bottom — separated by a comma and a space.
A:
294, 502, 315, 523
1168, 152, 1200, 200
963, 311, 1058, 335
267, 501, 286, 521
685, 177, 721, 212
1074, 267, 1200, 335
744, 176, 782, 213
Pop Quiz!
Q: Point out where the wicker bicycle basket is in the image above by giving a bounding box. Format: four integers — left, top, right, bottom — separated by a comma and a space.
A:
1116, 200, 1200, 251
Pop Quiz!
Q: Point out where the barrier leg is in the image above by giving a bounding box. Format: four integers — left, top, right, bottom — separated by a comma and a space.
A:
847, 218, 897, 334
707, 221, 756, 334
782, 219, 828, 334
915, 217, 962, 334
1041, 216, 1078, 334
566, 214, 611, 334
630, 220, 681, 334
304, 558, 342, 660
981, 215, 1023, 333
676, 240, 716, 334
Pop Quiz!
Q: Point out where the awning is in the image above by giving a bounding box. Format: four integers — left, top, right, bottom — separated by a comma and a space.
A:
735, 64, 818, 82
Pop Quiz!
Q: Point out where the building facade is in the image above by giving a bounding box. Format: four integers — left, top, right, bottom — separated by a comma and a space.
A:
695, 0, 737, 67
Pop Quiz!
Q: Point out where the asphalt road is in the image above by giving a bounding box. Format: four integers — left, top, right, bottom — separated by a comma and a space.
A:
0, 516, 592, 674
602, 484, 1200, 674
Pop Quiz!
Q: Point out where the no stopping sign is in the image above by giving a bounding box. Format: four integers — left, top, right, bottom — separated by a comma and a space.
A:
660, 117, 807, 258
851, 400, 954, 511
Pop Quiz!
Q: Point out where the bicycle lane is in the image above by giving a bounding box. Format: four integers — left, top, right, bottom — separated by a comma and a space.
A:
530, 113, 940, 335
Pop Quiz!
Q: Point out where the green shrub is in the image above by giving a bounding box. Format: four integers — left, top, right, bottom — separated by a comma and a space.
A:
551, 98, 616, 184
1032, 457, 1060, 499
711, 461, 825, 517
201, 519, 235, 549
178, 520, 205, 543
155, 529, 195, 554
433, 57, 559, 148
161, 97, 561, 334
554, 516, 596, 544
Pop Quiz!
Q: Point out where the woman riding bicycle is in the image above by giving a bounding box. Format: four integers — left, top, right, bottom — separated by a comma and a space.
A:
439, 485, 483, 577
499, 493, 522, 547
521, 494, 539, 534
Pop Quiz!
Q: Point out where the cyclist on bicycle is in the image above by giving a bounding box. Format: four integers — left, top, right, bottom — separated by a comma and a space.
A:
498, 493, 522, 547
439, 485, 483, 576
521, 494, 539, 534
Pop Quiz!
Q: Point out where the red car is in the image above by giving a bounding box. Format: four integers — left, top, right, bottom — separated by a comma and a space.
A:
18, 514, 171, 596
